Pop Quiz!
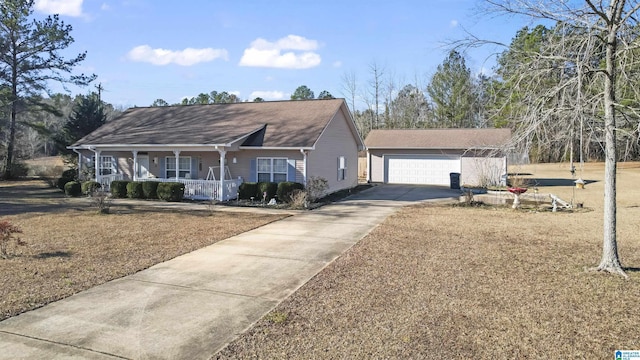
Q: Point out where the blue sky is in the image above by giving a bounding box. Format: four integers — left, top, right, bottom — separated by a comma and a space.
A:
35, 0, 532, 109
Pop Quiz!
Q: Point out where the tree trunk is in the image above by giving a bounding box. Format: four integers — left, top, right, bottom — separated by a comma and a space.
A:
3, 44, 19, 180
596, 17, 626, 277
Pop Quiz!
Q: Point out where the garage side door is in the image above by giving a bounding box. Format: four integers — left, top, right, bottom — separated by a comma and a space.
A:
386, 155, 461, 185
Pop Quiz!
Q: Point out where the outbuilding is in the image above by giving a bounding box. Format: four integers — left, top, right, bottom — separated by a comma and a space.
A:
364, 128, 511, 187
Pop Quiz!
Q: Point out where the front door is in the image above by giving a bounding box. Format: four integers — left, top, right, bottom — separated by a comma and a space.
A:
137, 155, 150, 179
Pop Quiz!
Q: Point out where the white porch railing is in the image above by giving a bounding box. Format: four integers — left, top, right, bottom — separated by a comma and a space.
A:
97, 174, 124, 191
137, 178, 242, 201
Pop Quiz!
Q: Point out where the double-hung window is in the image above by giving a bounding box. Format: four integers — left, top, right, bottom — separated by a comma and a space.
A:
166, 156, 191, 178
338, 156, 346, 181
257, 158, 288, 183
99, 156, 116, 175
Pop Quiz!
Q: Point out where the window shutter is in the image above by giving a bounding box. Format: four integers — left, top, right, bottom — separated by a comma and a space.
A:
338, 157, 341, 181
111, 156, 118, 174
191, 157, 198, 179
287, 159, 296, 182
250, 159, 257, 182
159, 158, 166, 178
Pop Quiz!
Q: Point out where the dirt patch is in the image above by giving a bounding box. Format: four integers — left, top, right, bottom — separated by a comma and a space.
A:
215, 162, 640, 359
0, 180, 287, 320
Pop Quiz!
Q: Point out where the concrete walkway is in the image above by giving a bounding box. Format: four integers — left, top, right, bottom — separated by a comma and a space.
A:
0, 185, 459, 359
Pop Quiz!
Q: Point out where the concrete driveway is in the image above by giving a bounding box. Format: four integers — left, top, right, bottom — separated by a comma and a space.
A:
0, 184, 459, 359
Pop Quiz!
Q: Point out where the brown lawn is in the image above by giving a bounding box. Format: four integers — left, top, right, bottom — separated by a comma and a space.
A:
0, 180, 286, 320
215, 162, 640, 359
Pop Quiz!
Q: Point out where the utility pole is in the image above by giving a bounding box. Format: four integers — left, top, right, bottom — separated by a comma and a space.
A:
96, 83, 103, 102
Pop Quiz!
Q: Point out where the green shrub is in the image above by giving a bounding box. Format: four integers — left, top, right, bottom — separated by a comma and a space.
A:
277, 181, 305, 203
57, 177, 74, 191
238, 182, 258, 200
61, 168, 77, 180
110, 180, 130, 198
8, 162, 29, 178
64, 181, 82, 197
157, 182, 184, 202
257, 182, 278, 201
126, 181, 144, 199
142, 181, 160, 199
81, 181, 101, 195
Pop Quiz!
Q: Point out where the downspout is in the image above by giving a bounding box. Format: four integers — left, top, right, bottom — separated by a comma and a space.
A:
366, 149, 371, 183
300, 149, 307, 186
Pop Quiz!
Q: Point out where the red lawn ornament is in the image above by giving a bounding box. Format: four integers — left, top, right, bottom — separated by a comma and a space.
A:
507, 187, 528, 195
507, 187, 527, 208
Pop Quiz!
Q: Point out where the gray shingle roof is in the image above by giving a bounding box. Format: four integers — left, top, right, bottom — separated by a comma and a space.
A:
73, 99, 347, 148
364, 128, 512, 149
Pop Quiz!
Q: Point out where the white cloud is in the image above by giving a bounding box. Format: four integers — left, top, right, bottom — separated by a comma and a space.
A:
35, 0, 84, 17
100, 3, 110, 11
239, 35, 321, 69
127, 45, 229, 66
250, 90, 285, 100
450, 19, 459, 28
333, 61, 342, 68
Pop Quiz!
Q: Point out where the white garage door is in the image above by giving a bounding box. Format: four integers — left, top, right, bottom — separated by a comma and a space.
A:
386, 155, 461, 185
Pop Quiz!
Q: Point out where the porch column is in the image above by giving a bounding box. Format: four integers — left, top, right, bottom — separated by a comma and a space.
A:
76, 151, 82, 180
173, 150, 180, 180
218, 149, 226, 201
132, 150, 138, 181
300, 149, 307, 185
94, 150, 101, 182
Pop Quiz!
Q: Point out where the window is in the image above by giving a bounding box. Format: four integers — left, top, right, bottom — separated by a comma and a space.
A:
99, 156, 116, 175
338, 156, 346, 181
166, 156, 191, 178
257, 158, 288, 183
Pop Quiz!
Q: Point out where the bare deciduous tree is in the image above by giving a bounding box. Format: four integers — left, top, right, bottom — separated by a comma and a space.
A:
464, 0, 640, 277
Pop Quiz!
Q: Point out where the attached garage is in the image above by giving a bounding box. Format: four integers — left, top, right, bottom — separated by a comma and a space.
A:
365, 129, 511, 187
386, 155, 460, 185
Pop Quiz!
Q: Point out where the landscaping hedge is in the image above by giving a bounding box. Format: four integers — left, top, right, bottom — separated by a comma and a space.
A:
81, 180, 101, 195
277, 181, 305, 203
238, 182, 258, 200
157, 182, 184, 202
126, 181, 144, 199
110, 180, 130, 198
61, 168, 77, 180
257, 182, 278, 201
64, 181, 82, 197
57, 177, 74, 191
142, 181, 160, 199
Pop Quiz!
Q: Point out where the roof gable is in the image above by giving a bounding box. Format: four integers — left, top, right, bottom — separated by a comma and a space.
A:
364, 129, 512, 149
73, 99, 352, 148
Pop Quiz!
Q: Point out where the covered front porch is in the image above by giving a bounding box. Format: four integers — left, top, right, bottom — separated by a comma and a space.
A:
85, 146, 242, 201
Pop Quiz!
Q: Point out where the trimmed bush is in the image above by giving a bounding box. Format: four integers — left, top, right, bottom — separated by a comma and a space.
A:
126, 181, 144, 199
61, 168, 77, 180
238, 182, 258, 200
157, 182, 184, 202
57, 177, 74, 191
257, 182, 278, 201
9, 162, 29, 178
142, 181, 160, 199
64, 181, 82, 197
110, 180, 130, 198
277, 181, 305, 203
81, 181, 101, 195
